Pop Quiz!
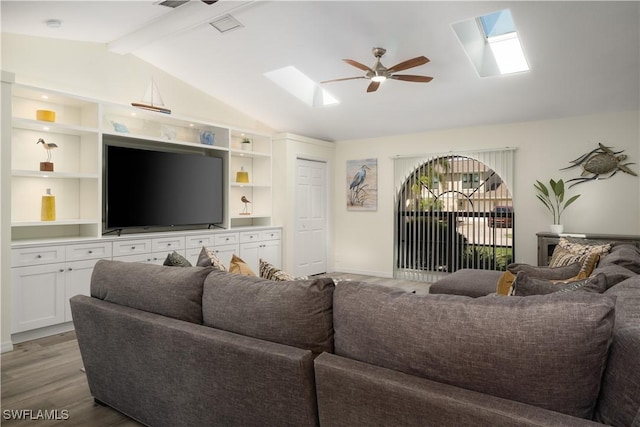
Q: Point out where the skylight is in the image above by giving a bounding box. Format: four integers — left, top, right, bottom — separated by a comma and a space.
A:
479, 9, 529, 74
452, 8, 530, 77
264, 66, 339, 107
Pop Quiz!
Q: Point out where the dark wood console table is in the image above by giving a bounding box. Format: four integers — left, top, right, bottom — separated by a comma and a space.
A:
537, 232, 640, 266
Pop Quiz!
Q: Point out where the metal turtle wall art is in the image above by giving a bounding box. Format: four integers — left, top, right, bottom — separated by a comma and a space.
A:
561, 143, 637, 187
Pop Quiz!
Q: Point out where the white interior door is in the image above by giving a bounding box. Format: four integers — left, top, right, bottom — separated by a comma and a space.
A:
295, 158, 327, 276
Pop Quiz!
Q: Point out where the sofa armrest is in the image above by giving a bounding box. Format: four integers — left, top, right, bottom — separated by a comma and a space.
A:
71, 295, 319, 427
314, 353, 601, 427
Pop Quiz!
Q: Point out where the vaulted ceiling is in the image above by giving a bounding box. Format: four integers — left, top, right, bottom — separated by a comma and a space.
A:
2, 1, 639, 141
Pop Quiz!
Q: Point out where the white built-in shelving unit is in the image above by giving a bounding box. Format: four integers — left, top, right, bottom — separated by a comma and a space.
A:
10, 84, 273, 242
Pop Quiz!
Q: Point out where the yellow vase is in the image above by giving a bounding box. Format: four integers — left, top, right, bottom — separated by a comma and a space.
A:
41, 189, 56, 221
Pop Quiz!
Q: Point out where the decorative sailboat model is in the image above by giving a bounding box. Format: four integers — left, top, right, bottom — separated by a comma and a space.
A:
131, 80, 171, 114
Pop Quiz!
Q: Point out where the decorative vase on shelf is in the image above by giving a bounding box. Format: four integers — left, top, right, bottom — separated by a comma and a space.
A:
241, 138, 252, 151
200, 130, 214, 146
41, 188, 56, 221
549, 224, 564, 234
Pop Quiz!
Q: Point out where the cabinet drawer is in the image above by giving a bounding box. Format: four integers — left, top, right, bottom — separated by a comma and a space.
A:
112, 239, 151, 257
240, 232, 260, 243
152, 236, 185, 253
260, 229, 281, 241
12, 245, 65, 267
66, 242, 112, 262
185, 234, 216, 249
112, 253, 152, 263
214, 233, 239, 246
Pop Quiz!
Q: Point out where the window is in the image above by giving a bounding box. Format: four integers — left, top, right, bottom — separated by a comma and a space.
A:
462, 173, 481, 189
452, 8, 529, 77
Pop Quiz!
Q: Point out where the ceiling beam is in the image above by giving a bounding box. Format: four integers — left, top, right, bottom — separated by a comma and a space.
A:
108, 0, 255, 54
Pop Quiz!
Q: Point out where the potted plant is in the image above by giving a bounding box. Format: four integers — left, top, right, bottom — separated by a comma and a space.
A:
534, 179, 581, 234
241, 137, 252, 151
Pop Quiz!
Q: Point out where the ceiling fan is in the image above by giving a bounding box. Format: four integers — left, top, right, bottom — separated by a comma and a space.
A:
321, 47, 433, 93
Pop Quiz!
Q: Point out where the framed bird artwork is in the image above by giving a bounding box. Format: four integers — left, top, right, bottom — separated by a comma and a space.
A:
347, 158, 377, 211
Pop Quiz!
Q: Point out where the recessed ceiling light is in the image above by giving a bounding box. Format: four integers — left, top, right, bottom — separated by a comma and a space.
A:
45, 19, 62, 28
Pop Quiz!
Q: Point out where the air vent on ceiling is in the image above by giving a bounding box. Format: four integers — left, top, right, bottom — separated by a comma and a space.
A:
156, 0, 189, 8
209, 14, 243, 33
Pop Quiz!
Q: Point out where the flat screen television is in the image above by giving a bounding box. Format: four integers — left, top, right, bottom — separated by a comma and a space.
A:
104, 143, 224, 232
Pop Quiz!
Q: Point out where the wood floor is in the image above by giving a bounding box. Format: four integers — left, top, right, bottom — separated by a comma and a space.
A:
0, 273, 430, 426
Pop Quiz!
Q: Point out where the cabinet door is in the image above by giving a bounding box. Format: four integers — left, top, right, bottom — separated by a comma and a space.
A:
65, 259, 102, 321
239, 241, 260, 274
259, 240, 282, 269
12, 264, 65, 333
215, 244, 239, 271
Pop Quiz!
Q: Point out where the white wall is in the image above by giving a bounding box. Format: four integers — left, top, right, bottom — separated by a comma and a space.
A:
1, 33, 273, 132
333, 112, 640, 276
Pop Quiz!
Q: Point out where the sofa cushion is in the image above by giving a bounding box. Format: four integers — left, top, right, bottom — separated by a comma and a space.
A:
594, 325, 640, 427
90, 260, 212, 324
598, 243, 640, 274
429, 269, 502, 298
549, 238, 611, 267
496, 261, 586, 295
259, 259, 296, 281
228, 254, 256, 276
202, 270, 334, 353
592, 263, 637, 289
163, 251, 192, 267
604, 275, 640, 326
196, 246, 227, 271
333, 281, 615, 420
511, 272, 607, 296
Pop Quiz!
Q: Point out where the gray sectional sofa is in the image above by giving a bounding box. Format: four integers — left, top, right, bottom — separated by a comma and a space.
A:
71, 245, 640, 427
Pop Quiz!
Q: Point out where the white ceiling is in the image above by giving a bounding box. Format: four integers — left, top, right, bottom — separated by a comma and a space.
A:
2, 1, 639, 142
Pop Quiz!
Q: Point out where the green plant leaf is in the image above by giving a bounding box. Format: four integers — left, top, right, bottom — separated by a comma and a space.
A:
534, 181, 549, 197
563, 194, 581, 209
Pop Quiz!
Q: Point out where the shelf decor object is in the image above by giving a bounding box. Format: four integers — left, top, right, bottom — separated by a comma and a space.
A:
241, 138, 252, 151
236, 166, 249, 183
240, 196, 251, 215
36, 109, 56, 122
37, 137, 57, 172
200, 130, 215, 146
131, 79, 171, 115
40, 188, 56, 221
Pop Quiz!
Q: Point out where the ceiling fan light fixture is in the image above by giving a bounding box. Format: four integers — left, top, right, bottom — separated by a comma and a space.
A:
371, 75, 387, 83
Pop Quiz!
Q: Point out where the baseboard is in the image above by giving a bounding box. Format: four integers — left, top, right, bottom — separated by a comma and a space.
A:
11, 322, 75, 345
1, 340, 14, 353
332, 268, 394, 279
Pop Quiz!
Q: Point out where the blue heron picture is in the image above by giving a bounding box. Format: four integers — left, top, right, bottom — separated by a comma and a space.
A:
347, 158, 377, 210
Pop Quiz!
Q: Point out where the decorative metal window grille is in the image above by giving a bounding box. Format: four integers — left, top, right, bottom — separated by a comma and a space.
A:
393, 148, 516, 282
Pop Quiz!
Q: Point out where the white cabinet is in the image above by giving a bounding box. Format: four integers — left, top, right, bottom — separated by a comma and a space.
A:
239, 229, 282, 273
185, 231, 239, 268
11, 242, 111, 333
112, 236, 185, 265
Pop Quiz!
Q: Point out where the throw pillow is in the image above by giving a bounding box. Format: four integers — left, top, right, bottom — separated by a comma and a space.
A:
163, 251, 192, 267
511, 271, 607, 296
495, 261, 584, 296
196, 246, 227, 271
229, 254, 256, 276
496, 271, 516, 296
549, 238, 611, 268
259, 259, 296, 281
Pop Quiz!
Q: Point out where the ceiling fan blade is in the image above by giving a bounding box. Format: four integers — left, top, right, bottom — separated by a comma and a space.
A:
388, 56, 430, 72
366, 81, 380, 93
390, 74, 434, 83
321, 76, 367, 84
343, 59, 373, 72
